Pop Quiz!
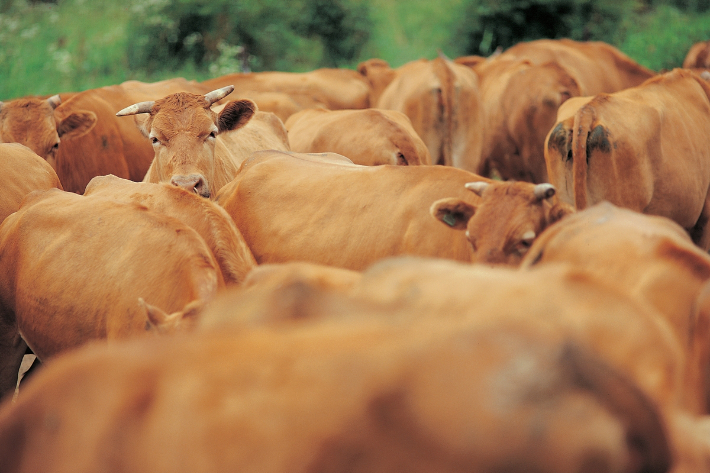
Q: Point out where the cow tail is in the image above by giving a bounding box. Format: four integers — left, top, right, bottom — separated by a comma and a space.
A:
571, 105, 595, 209
432, 57, 454, 166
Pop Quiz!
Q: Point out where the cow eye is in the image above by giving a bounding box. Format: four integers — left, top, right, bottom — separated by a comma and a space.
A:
517, 239, 534, 256
520, 231, 536, 249
208, 131, 216, 139
52, 142, 59, 150
151, 137, 160, 145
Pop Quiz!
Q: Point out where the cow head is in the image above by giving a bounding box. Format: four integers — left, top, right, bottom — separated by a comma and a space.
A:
0, 95, 97, 168
116, 86, 256, 198
430, 181, 574, 266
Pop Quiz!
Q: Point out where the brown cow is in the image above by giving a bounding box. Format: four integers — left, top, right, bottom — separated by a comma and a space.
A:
684, 41, 710, 70
0, 263, 676, 473
521, 202, 710, 413
0, 94, 96, 178
199, 257, 710, 472
0, 143, 63, 224
461, 57, 581, 182
430, 180, 573, 266
285, 108, 431, 166
83, 174, 257, 285
202, 67, 371, 110
217, 150, 572, 268
357, 57, 483, 169
545, 69, 710, 249
116, 86, 257, 199
0, 188, 223, 399
498, 38, 655, 95
200, 257, 688, 413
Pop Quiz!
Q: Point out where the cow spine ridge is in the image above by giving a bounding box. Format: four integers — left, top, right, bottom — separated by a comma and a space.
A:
432, 57, 455, 166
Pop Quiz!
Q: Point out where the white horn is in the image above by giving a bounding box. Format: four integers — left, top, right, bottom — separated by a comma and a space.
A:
47, 95, 62, 109
465, 181, 489, 196
116, 101, 155, 117
534, 183, 556, 201
204, 85, 235, 106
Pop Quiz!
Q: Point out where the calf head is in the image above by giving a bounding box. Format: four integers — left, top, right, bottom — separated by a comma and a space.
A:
116, 86, 256, 198
0, 95, 97, 168
431, 181, 574, 266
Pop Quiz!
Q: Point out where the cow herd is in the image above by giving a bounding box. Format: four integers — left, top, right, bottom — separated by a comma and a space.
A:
1, 38, 710, 472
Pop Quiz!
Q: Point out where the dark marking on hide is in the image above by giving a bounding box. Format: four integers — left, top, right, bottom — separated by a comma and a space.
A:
547, 123, 570, 162
586, 125, 611, 165
101, 135, 109, 149
435, 87, 444, 117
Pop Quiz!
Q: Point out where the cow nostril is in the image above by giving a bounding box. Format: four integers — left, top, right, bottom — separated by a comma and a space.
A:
193, 177, 210, 198
171, 174, 209, 198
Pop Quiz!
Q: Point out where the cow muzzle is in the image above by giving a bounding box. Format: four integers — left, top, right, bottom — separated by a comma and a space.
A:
475, 247, 510, 266
171, 174, 210, 198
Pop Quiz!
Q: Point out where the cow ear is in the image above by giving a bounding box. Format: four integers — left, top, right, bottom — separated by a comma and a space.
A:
56, 111, 97, 139
139, 298, 169, 332
140, 298, 202, 335
548, 202, 575, 224
217, 99, 256, 133
430, 198, 476, 230
132, 114, 152, 138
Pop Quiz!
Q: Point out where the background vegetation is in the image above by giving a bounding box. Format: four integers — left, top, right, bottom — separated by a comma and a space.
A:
1, 0, 709, 99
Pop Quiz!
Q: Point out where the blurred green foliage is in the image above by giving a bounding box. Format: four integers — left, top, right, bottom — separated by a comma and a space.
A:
1, 0, 710, 100
456, 0, 636, 55
620, 4, 710, 71
125, 0, 371, 73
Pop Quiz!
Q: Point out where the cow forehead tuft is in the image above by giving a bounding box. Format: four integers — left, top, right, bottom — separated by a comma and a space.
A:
153, 92, 211, 113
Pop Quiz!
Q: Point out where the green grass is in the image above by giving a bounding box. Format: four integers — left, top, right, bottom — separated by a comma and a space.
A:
0, 0, 213, 99
618, 5, 710, 71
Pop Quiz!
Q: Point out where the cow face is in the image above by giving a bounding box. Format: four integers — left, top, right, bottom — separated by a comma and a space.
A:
117, 86, 255, 199
431, 181, 574, 266
0, 95, 97, 168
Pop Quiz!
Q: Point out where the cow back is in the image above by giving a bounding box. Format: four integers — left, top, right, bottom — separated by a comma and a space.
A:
217, 150, 480, 269
0, 188, 222, 360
